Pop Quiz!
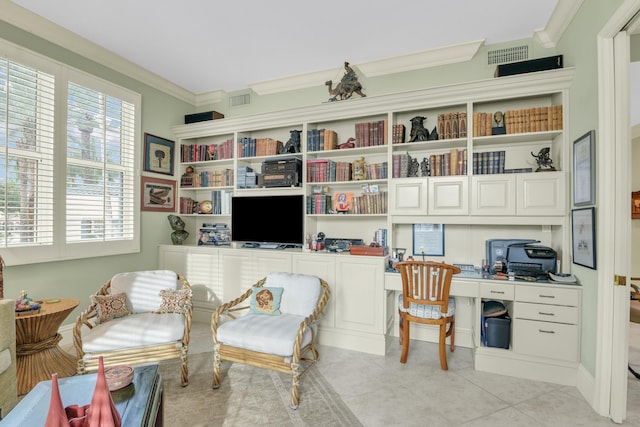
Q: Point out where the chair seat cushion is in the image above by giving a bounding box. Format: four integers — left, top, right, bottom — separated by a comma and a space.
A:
81, 312, 185, 353
217, 313, 314, 357
398, 294, 455, 319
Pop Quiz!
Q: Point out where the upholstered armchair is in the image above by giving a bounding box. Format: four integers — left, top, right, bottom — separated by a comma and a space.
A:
211, 272, 330, 409
73, 270, 192, 386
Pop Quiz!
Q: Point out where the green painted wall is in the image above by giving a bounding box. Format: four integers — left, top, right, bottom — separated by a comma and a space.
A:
0, 20, 193, 322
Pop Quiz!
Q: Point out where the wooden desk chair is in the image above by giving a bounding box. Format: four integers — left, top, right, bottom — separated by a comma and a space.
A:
211, 272, 330, 409
396, 260, 461, 370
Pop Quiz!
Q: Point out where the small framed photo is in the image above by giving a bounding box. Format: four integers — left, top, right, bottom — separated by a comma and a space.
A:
571, 207, 596, 269
144, 133, 175, 175
141, 176, 176, 212
573, 130, 595, 206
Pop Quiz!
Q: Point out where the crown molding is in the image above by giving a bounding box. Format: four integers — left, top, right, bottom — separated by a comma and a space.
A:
534, 0, 584, 48
2, 0, 197, 104
250, 40, 483, 96
195, 89, 226, 107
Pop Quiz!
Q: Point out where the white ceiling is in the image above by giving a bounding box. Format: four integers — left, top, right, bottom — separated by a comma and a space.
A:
7, 0, 562, 95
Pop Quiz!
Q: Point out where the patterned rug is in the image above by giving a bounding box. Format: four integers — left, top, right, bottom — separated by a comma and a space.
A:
159, 352, 363, 426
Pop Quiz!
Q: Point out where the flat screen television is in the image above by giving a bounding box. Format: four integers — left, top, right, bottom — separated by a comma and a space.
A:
231, 194, 304, 247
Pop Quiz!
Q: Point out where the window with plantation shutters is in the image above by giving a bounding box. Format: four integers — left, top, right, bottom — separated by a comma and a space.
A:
0, 40, 140, 265
0, 58, 55, 248
66, 81, 135, 243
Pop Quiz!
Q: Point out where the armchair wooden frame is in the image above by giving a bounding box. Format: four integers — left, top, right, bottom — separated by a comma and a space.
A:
211, 276, 330, 409
73, 274, 192, 386
397, 260, 461, 370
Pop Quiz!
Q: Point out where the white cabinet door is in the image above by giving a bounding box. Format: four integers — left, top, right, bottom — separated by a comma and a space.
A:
219, 249, 254, 298
185, 247, 220, 306
471, 175, 516, 215
334, 256, 385, 333
292, 253, 336, 328
516, 171, 565, 216
428, 176, 468, 215
252, 251, 292, 280
389, 178, 427, 215
158, 245, 187, 274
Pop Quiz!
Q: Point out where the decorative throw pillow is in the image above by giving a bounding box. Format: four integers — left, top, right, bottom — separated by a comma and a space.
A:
91, 292, 131, 323
155, 288, 193, 314
248, 286, 283, 316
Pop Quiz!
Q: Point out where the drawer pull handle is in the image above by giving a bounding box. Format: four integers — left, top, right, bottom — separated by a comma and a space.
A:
538, 312, 555, 316
539, 294, 555, 299
490, 290, 505, 294
539, 329, 555, 334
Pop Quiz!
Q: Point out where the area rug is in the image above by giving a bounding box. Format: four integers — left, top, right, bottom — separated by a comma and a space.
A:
158, 352, 363, 426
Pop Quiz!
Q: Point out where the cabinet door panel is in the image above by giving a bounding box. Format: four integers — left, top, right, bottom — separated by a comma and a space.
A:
471, 175, 516, 215
390, 179, 427, 215
186, 249, 220, 305
253, 252, 292, 280
334, 257, 384, 333
428, 177, 468, 215
219, 250, 254, 298
517, 172, 565, 216
514, 301, 579, 324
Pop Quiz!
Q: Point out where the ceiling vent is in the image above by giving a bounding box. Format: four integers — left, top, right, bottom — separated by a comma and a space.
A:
487, 45, 529, 65
229, 93, 250, 107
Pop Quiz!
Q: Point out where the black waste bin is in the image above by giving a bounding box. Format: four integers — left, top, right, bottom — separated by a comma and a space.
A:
484, 315, 511, 349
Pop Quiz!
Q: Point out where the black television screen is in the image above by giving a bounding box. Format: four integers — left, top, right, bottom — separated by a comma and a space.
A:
231, 195, 304, 246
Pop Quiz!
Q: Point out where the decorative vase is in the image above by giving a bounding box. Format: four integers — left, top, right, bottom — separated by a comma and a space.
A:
44, 373, 70, 427
85, 356, 122, 427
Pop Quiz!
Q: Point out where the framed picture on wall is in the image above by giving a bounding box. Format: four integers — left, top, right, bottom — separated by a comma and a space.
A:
573, 130, 595, 206
571, 207, 596, 269
412, 224, 445, 257
144, 133, 175, 175
141, 176, 176, 212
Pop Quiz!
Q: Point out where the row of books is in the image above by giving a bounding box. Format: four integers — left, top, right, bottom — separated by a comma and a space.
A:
472, 105, 563, 136
237, 166, 258, 188
392, 124, 406, 144
436, 112, 468, 140
392, 149, 468, 178
472, 151, 506, 175
180, 139, 234, 163
307, 129, 338, 151
354, 119, 388, 147
308, 192, 390, 215
237, 137, 283, 158
208, 190, 232, 215
306, 159, 388, 183
180, 169, 234, 188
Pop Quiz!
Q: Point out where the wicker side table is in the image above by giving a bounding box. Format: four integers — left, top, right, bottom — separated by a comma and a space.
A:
14, 298, 79, 395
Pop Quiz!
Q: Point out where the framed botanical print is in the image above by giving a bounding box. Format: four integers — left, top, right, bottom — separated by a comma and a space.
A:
571, 207, 596, 269
144, 133, 175, 175
573, 130, 595, 206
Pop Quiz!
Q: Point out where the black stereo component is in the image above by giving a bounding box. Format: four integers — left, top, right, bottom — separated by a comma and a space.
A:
258, 172, 300, 188
184, 110, 224, 124
262, 157, 302, 174
494, 55, 563, 78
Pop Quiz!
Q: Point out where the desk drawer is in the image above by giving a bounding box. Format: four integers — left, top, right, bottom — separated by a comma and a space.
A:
514, 301, 578, 324
513, 318, 578, 361
516, 286, 579, 306
481, 282, 514, 300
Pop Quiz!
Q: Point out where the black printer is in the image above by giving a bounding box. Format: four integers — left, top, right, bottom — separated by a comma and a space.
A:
486, 239, 557, 278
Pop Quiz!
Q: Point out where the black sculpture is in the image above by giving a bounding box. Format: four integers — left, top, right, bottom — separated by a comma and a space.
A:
325, 62, 366, 102
408, 116, 429, 142
280, 129, 302, 154
427, 126, 439, 141
420, 157, 430, 177
531, 147, 556, 172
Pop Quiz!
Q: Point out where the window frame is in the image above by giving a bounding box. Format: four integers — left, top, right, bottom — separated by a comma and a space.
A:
0, 39, 141, 266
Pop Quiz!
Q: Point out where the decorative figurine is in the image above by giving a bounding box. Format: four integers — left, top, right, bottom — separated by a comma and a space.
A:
168, 214, 189, 245
531, 147, 556, 172
338, 137, 356, 149
15, 290, 40, 312
420, 157, 430, 177
352, 157, 366, 180
280, 129, 302, 154
325, 62, 366, 102
492, 110, 506, 135
408, 157, 420, 177
427, 126, 439, 140
408, 116, 429, 142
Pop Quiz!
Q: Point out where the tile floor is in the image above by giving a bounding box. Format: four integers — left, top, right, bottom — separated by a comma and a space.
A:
188, 321, 640, 426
